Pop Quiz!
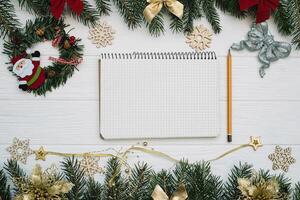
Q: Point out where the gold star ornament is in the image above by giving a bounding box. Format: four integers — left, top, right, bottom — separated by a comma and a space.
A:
35, 146, 47, 161
249, 136, 263, 151
6, 138, 34, 164
268, 146, 296, 172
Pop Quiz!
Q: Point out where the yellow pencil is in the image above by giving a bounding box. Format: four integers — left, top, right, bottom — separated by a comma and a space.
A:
227, 49, 232, 142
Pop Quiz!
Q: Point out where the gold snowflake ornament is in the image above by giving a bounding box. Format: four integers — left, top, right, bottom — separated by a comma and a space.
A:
80, 155, 104, 177
6, 138, 34, 164
268, 145, 296, 172
186, 25, 212, 52
89, 21, 115, 48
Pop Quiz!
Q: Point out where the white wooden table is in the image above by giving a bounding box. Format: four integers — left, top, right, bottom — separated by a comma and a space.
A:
0, 2, 299, 182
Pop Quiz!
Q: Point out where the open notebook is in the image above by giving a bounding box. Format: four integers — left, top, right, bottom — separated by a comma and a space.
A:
99, 52, 220, 139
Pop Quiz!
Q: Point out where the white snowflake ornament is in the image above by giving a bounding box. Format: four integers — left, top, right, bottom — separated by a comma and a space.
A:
6, 138, 34, 164
186, 25, 212, 52
80, 155, 104, 177
89, 21, 115, 48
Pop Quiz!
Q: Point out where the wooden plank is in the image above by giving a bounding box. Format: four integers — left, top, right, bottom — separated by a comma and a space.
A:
0, 100, 299, 145
1, 55, 300, 100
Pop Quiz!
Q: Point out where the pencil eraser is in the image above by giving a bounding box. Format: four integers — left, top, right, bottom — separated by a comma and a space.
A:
227, 135, 232, 142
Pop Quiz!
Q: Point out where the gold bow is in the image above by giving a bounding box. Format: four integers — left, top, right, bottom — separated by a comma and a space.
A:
143, 0, 184, 23
151, 183, 188, 200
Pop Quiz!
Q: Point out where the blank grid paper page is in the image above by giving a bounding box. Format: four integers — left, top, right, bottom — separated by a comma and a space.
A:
100, 56, 220, 139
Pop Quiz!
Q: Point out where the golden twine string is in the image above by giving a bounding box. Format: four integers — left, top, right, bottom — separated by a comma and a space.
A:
33, 137, 262, 163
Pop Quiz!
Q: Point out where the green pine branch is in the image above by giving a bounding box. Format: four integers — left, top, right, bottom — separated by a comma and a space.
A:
0, 0, 20, 38
273, 0, 294, 36
67, 0, 100, 27
17, 0, 50, 16
223, 162, 253, 200
290, 0, 300, 49
274, 173, 292, 199
293, 183, 300, 200
187, 161, 223, 200
61, 157, 87, 200
202, 0, 222, 33
112, 0, 144, 29
215, 0, 248, 19
103, 157, 127, 200
4, 160, 28, 194
150, 169, 176, 197
94, 0, 112, 16
146, 13, 165, 37
126, 163, 153, 200
83, 178, 103, 200
0, 169, 11, 200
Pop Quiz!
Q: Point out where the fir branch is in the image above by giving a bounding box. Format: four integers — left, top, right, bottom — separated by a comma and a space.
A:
0, 169, 11, 200
94, 0, 112, 16
61, 157, 87, 200
223, 162, 253, 200
169, 14, 184, 33
202, 0, 222, 33
293, 183, 300, 200
4, 160, 28, 194
215, 0, 248, 19
172, 160, 191, 186
150, 169, 176, 197
187, 161, 223, 200
274, 173, 292, 199
112, 0, 144, 29
176, 0, 202, 33
126, 163, 152, 200
67, 0, 100, 27
0, 0, 20, 38
17, 0, 50, 16
83, 178, 103, 200
103, 157, 127, 200
273, 0, 294, 36
147, 13, 165, 37
290, 0, 300, 49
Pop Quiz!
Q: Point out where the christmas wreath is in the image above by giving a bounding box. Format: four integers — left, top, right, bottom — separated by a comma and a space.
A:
3, 17, 83, 95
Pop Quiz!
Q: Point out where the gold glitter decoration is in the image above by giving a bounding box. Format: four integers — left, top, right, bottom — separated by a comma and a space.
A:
186, 25, 212, 52
6, 138, 34, 164
14, 164, 73, 200
249, 136, 263, 151
80, 155, 104, 177
35, 146, 47, 161
238, 177, 281, 200
88, 21, 115, 48
268, 145, 296, 172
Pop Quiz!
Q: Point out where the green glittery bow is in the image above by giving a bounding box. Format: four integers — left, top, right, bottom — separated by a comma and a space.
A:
231, 22, 292, 78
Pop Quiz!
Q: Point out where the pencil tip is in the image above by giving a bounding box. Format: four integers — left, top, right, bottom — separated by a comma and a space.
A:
228, 49, 231, 54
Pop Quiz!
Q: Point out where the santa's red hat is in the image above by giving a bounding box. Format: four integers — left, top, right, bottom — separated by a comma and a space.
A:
11, 52, 28, 69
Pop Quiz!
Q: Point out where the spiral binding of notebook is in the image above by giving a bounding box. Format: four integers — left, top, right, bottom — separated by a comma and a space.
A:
100, 51, 217, 60
99, 51, 220, 139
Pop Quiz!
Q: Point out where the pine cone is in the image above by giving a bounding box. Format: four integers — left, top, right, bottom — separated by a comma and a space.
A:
46, 70, 56, 78
64, 40, 71, 49
36, 28, 45, 36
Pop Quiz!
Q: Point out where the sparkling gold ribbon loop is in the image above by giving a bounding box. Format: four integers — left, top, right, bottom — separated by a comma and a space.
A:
151, 183, 188, 200
143, 0, 184, 23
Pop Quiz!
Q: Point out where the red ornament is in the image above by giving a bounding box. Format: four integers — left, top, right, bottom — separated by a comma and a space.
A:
239, 0, 280, 23
69, 36, 76, 45
50, 0, 84, 20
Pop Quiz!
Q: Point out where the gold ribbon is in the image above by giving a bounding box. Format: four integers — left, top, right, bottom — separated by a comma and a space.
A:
143, 0, 184, 23
151, 184, 188, 200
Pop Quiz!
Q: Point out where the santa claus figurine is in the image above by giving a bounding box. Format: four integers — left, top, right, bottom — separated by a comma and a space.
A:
12, 51, 45, 91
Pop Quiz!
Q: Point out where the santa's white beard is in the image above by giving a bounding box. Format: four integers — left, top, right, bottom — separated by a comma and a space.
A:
13, 59, 34, 78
